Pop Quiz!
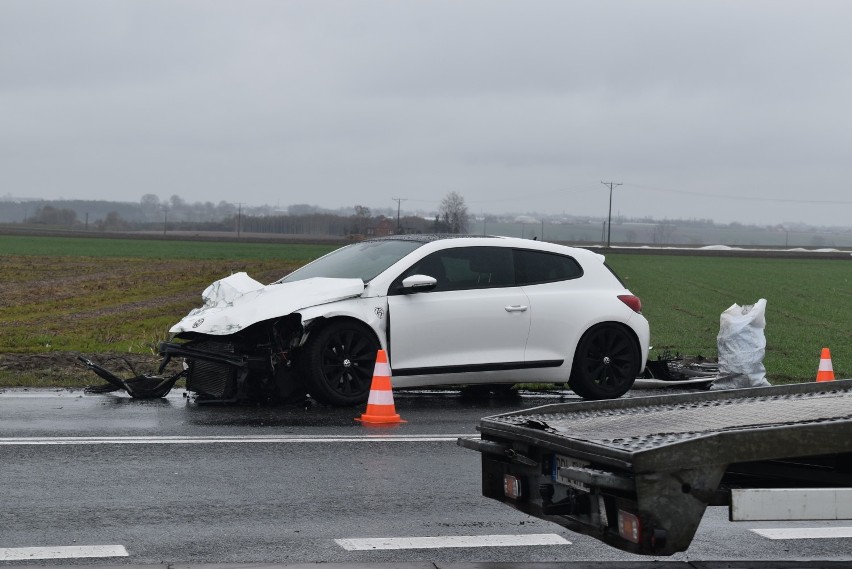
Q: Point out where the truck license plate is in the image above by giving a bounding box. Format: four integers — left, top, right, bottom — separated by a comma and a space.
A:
553, 454, 591, 492
503, 474, 522, 499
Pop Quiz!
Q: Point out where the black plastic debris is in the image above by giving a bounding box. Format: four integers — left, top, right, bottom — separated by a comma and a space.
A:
78, 356, 185, 399
643, 352, 720, 382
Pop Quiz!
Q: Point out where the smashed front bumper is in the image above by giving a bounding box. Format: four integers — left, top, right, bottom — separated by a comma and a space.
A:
78, 341, 251, 401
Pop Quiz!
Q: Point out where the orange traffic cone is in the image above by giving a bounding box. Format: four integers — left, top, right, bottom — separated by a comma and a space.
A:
356, 349, 405, 424
816, 348, 835, 382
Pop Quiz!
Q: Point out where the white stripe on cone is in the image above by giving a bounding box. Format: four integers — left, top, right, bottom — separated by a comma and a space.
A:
367, 390, 396, 405
374, 362, 391, 376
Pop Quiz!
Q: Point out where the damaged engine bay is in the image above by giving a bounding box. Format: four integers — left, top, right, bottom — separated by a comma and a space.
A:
80, 268, 382, 406
81, 311, 376, 406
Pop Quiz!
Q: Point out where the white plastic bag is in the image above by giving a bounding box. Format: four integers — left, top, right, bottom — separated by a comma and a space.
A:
713, 299, 771, 389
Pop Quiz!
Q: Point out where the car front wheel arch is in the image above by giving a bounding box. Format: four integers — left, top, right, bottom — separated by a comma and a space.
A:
568, 322, 641, 400
300, 317, 382, 406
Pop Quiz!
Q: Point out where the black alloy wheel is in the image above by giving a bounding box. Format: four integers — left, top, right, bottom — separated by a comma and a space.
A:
303, 320, 380, 406
569, 323, 640, 400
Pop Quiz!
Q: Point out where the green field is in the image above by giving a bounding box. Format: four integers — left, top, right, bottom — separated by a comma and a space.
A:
606, 254, 850, 381
0, 234, 338, 261
0, 234, 849, 386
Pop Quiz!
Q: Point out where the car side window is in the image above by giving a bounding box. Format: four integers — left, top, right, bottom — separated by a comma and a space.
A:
441, 247, 513, 291
514, 249, 583, 285
391, 253, 450, 293
391, 247, 514, 293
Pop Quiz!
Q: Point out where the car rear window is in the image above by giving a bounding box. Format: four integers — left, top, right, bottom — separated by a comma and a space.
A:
514, 249, 583, 286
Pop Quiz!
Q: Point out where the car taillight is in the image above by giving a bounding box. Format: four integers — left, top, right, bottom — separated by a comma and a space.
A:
618, 294, 642, 314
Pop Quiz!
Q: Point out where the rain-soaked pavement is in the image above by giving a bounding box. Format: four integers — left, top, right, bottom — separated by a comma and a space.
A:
0, 379, 714, 437
2, 384, 850, 568
0, 385, 585, 437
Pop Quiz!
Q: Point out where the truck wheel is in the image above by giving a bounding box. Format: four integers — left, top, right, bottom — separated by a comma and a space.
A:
569, 323, 640, 400
302, 320, 379, 406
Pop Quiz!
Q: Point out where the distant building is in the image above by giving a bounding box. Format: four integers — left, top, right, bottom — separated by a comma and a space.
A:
373, 217, 395, 236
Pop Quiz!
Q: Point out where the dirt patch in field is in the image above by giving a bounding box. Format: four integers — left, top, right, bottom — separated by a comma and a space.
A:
0, 253, 290, 386
0, 352, 161, 372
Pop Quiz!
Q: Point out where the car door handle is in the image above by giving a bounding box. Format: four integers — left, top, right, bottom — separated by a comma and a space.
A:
504, 305, 528, 312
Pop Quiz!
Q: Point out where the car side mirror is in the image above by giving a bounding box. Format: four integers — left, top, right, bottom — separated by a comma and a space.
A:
398, 274, 438, 294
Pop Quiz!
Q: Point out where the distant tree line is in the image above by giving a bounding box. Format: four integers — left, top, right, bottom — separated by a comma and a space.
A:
18, 191, 471, 236
8, 192, 849, 247
26, 205, 79, 227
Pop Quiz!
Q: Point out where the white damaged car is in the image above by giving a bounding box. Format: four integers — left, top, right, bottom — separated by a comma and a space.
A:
149, 235, 650, 405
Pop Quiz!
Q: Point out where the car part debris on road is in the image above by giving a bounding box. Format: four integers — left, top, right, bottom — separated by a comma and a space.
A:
78, 356, 186, 399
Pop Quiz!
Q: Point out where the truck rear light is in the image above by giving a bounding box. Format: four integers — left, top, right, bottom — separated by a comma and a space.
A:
618, 294, 642, 314
617, 510, 641, 543
503, 474, 522, 499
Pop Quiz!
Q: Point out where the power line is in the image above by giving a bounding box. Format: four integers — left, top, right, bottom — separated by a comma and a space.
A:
404, 184, 850, 206
401, 185, 597, 206
627, 184, 852, 205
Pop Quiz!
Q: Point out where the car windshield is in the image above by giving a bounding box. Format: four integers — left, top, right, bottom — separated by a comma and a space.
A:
277, 239, 425, 283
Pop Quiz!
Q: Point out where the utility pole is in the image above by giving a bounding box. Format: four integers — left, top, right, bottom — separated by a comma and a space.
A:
601, 181, 622, 248
391, 197, 407, 234
236, 203, 243, 238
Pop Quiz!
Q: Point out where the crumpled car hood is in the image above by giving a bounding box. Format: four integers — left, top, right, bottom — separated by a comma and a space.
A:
170, 272, 365, 335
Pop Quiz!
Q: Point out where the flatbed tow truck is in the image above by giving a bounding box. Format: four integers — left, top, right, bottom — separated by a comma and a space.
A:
459, 379, 852, 556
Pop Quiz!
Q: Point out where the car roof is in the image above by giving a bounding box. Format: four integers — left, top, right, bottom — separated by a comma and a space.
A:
365, 234, 603, 262
359, 234, 611, 292
367, 234, 497, 244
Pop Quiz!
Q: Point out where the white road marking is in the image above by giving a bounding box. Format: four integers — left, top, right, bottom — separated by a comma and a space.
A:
732, 488, 852, 521
751, 527, 852, 540
335, 533, 571, 550
0, 545, 128, 561
0, 434, 476, 446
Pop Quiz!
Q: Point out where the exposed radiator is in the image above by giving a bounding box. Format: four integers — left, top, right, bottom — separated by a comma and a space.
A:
186, 341, 238, 399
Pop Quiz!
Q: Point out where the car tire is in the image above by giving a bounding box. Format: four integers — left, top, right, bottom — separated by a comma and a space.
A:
569, 323, 640, 400
302, 320, 380, 406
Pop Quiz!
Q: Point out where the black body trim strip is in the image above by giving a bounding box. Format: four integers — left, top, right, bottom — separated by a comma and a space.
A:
393, 359, 564, 377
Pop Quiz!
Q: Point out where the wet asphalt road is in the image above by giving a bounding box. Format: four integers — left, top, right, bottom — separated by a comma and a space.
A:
1, 385, 851, 567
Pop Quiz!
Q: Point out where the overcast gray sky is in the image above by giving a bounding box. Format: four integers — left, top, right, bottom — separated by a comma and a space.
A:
2, 0, 852, 227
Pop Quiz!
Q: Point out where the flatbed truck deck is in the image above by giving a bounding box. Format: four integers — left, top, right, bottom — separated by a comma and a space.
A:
459, 379, 852, 555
